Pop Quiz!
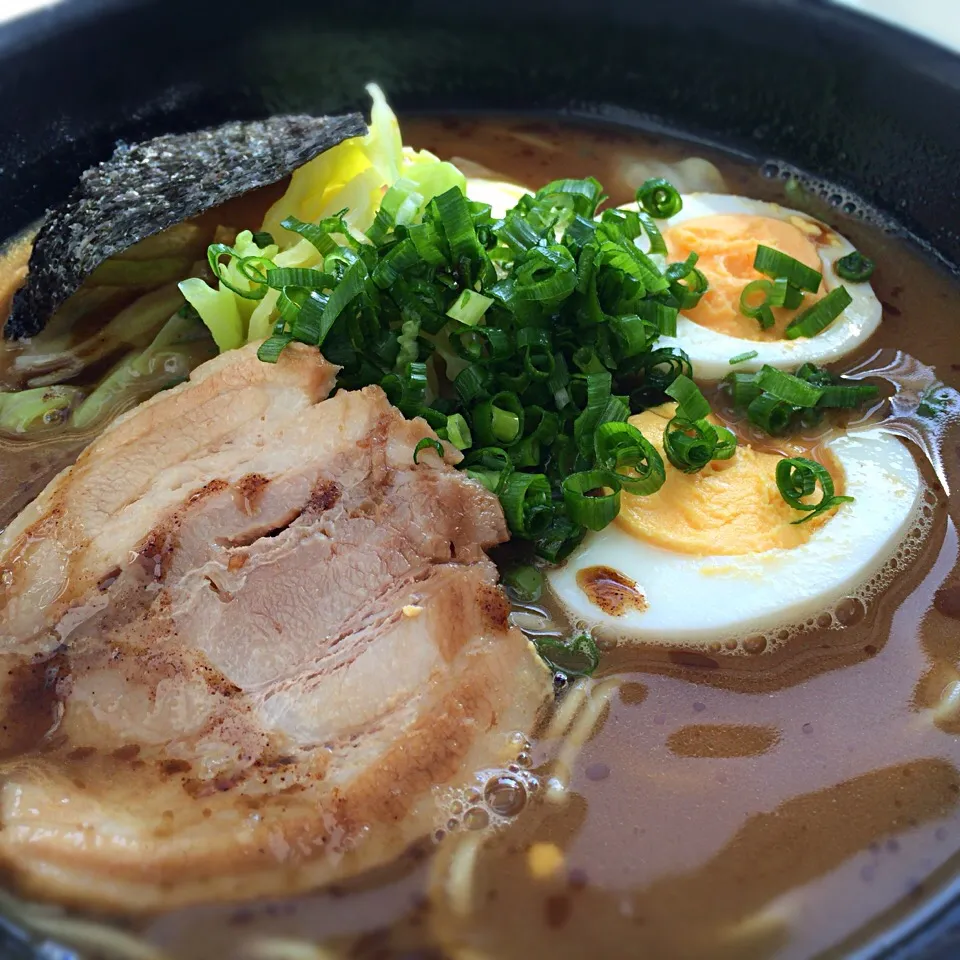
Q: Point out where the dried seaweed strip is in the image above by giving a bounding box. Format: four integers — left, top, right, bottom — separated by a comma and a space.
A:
6, 112, 367, 339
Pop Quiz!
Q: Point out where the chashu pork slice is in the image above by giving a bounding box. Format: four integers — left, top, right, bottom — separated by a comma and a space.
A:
0, 343, 552, 911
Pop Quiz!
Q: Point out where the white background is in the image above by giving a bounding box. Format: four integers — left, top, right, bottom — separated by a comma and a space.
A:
0, 0, 954, 51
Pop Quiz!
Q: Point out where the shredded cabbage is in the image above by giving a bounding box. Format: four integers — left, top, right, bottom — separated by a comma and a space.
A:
186, 85, 467, 351
262, 83, 465, 243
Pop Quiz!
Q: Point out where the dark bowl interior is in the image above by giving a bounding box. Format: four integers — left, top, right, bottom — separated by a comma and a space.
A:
1, 0, 959, 956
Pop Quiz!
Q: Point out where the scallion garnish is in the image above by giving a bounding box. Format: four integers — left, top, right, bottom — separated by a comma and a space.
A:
473, 391, 525, 446
628, 348, 693, 409
562, 470, 621, 531
207, 244, 269, 300
534, 633, 600, 678
785, 286, 853, 339
754, 366, 825, 407
439, 413, 472, 450
445, 289, 493, 326
723, 362, 879, 436
665, 374, 711, 421
662, 375, 737, 473
257, 333, 293, 363
213, 170, 730, 560
753, 244, 822, 293
502, 564, 544, 602
413, 437, 445, 464
739, 279, 777, 330
775, 456, 854, 524
834, 250, 875, 283
665, 253, 709, 309
636, 178, 683, 219
746, 393, 795, 435
772, 277, 805, 309
594, 421, 665, 496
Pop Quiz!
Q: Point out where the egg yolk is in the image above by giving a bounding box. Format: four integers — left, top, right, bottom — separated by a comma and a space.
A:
616, 405, 832, 556
664, 214, 824, 342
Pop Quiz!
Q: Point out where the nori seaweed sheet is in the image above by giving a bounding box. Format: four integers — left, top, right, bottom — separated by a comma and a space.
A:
5, 112, 367, 340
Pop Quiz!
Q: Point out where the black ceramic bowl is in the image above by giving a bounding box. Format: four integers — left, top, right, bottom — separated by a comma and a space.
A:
0, 1, 959, 957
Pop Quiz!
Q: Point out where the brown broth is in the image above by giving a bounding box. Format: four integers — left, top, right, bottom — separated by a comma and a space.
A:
4, 117, 960, 960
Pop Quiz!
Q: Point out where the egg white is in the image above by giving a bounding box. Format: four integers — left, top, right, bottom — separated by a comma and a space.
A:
621, 193, 883, 380
547, 427, 923, 648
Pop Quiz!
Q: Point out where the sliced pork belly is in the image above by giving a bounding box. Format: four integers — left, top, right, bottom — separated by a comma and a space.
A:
0, 344, 552, 910
0, 341, 339, 647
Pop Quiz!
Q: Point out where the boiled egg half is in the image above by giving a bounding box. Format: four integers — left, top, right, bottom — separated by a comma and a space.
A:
547, 407, 925, 651
629, 193, 883, 380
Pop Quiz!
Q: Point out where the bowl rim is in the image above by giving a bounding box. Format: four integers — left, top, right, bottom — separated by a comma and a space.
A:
0, 2, 959, 958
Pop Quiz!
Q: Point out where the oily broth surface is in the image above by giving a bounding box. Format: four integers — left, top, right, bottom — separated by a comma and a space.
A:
3, 119, 960, 960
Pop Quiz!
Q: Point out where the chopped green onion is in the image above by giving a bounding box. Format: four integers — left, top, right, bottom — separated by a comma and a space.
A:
514, 244, 578, 302
636, 178, 682, 219
664, 253, 709, 308
562, 470, 621, 531
207, 244, 269, 300
636, 300, 678, 337
499, 472, 553, 537
755, 306, 775, 329
289, 290, 330, 344
664, 417, 736, 473
434, 186, 483, 283
315, 259, 368, 347
473, 391, 525, 447
379, 364, 427, 418
772, 277, 804, 309
446, 289, 494, 326
746, 393, 795, 435
785, 286, 853, 340
754, 365, 824, 407
665, 374, 710, 421
573, 371, 630, 455
834, 251, 875, 283
413, 437, 445, 464
257, 334, 294, 363
817, 382, 880, 408
502, 564, 544, 602
725, 362, 881, 436
636, 211, 667, 255
739, 279, 777, 330
729, 350, 759, 365
629, 348, 693, 409
535, 177, 606, 219
534, 633, 600, 678
724, 371, 763, 407
265, 267, 330, 290
442, 413, 473, 450
454, 364, 491, 405
219, 166, 823, 549
535, 516, 586, 565
754, 244, 822, 293
283, 212, 353, 250
594, 421, 665, 496
662, 377, 736, 471
740, 279, 773, 313
775, 456, 854, 523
